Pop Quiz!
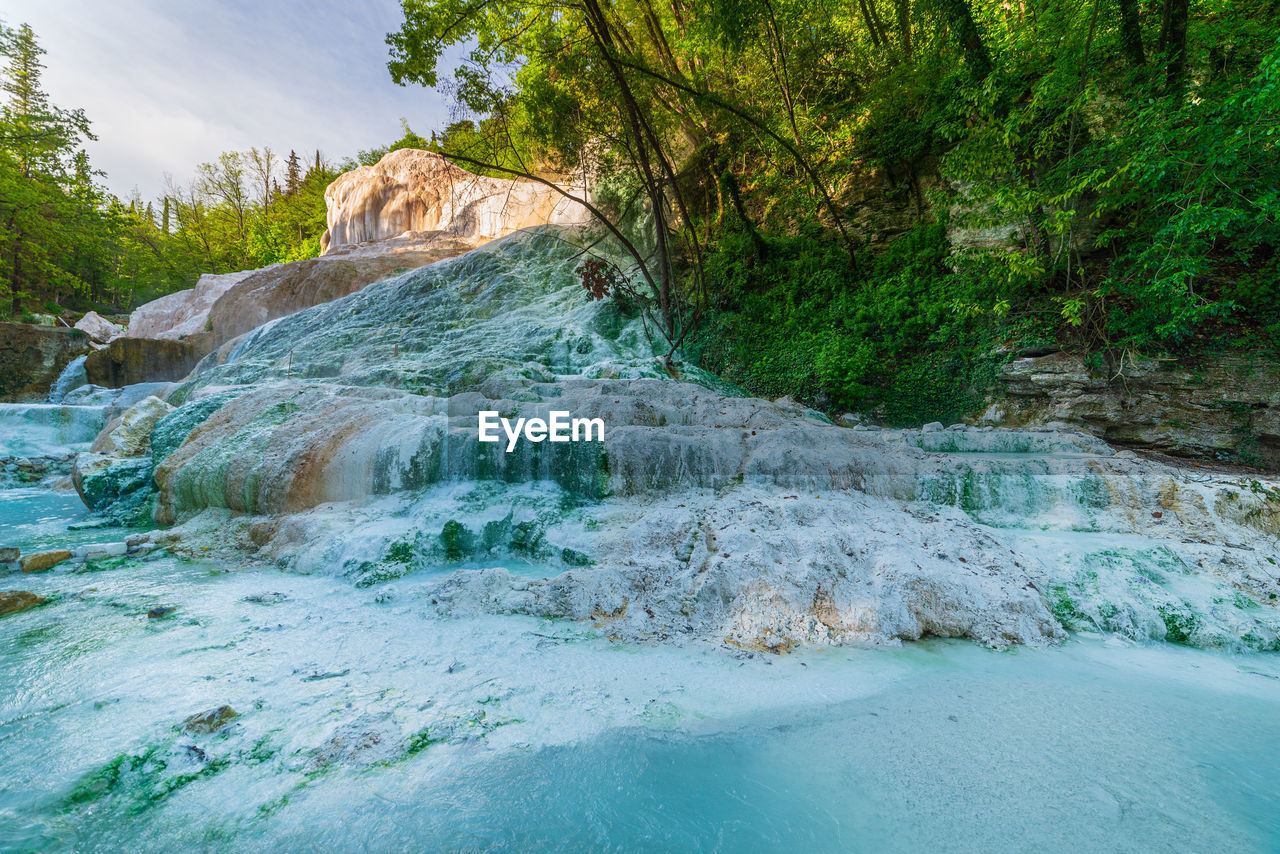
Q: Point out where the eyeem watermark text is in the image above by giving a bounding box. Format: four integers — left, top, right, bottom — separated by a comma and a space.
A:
478, 410, 605, 452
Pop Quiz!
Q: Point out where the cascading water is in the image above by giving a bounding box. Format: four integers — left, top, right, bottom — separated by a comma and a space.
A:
45, 355, 87, 403
3, 225, 1279, 850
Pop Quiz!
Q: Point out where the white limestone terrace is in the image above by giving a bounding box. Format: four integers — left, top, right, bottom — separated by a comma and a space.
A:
122, 149, 593, 348
63, 222, 1276, 654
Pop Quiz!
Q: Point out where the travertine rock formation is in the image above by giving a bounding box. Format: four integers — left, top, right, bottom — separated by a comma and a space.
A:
982, 350, 1280, 469
190, 233, 479, 353
128, 269, 260, 341
319, 149, 591, 254
100, 227, 1279, 654
122, 150, 586, 352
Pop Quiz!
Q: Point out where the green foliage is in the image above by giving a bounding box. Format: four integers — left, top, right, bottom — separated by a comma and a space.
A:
694, 225, 1007, 424
386, 0, 1280, 415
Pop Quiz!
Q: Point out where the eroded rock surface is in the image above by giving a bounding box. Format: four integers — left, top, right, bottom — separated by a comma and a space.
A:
985, 350, 1280, 469
320, 149, 590, 254
0, 323, 90, 401
85, 338, 200, 388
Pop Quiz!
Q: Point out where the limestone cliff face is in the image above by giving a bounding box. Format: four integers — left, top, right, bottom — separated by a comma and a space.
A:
981, 350, 1280, 469
319, 149, 591, 254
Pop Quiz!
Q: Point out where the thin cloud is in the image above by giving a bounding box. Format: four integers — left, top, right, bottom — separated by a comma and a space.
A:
3, 0, 455, 199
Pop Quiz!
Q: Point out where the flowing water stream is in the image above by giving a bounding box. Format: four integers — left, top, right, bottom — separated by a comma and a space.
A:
3, 227, 1280, 850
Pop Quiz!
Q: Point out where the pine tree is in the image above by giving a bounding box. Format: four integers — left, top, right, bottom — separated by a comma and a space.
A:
0, 22, 93, 312
285, 149, 302, 196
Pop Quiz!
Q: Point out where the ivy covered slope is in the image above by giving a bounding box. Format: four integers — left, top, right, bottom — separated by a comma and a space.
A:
385, 0, 1280, 447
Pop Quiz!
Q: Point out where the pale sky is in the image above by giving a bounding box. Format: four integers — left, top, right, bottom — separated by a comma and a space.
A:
2, 0, 463, 200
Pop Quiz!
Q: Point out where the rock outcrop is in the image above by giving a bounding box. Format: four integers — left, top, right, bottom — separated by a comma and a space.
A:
982, 350, 1280, 469
186, 234, 481, 355
85, 337, 201, 388
320, 149, 591, 254
121, 151, 581, 353
73, 395, 175, 524
0, 323, 90, 401
73, 311, 125, 344
127, 269, 260, 341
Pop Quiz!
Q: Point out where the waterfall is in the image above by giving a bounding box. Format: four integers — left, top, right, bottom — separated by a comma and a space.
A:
0, 403, 109, 457
47, 355, 88, 403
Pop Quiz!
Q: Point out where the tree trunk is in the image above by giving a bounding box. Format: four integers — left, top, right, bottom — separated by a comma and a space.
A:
896, 0, 913, 58
1160, 0, 1188, 89
1117, 0, 1145, 66
937, 0, 993, 80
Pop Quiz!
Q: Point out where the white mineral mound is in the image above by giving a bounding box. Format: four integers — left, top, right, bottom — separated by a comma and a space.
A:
124, 150, 589, 347
320, 149, 591, 254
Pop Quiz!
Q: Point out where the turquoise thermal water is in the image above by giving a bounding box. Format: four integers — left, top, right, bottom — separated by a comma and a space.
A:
1, 489, 1279, 852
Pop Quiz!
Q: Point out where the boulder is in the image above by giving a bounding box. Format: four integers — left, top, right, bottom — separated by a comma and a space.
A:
0, 547, 19, 563
91, 395, 174, 457
0, 322, 91, 401
72, 454, 153, 516
21, 549, 71, 573
182, 705, 238, 733
320, 149, 591, 254
84, 337, 200, 388
0, 590, 46, 616
73, 311, 124, 344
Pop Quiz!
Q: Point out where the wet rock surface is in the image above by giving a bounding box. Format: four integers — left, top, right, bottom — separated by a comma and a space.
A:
120, 226, 1280, 653
182, 705, 238, 734
0, 590, 46, 616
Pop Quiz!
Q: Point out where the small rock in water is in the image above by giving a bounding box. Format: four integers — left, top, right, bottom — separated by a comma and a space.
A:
74, 542, 128, 561
0, 547, 19, 563
147, 605, 178, 619
21, 549, 72, 573
921, 422, 944, 433
302, 669, 351, 682
242, 592, 289, 605
182, 705, 238, 734
0, 591, 47, 616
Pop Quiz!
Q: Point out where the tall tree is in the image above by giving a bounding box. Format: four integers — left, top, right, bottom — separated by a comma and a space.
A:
284, 149, 302, 196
